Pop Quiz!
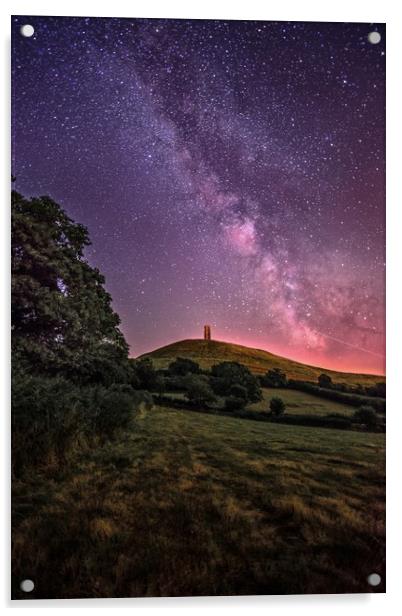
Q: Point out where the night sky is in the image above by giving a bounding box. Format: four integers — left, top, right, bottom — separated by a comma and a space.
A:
12, 16, 385, 374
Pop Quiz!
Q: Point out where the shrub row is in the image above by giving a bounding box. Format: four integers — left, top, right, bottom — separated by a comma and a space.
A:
270, 413, 353, 430
12, 372, 151, 477
287, 379, 386, 413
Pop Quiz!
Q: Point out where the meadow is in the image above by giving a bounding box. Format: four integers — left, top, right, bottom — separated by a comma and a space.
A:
12, 404, 385, 598
251, 388, 357, 416
165, 386, 357, 417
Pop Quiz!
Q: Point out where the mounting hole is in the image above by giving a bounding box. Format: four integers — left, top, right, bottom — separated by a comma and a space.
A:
368, 31, 381, 45
20, 579, 34, 592
20, 24, 35, 38
367, 573, 381, 586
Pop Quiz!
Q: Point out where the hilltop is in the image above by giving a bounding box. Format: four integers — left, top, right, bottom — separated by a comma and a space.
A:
139, 338, 384, 387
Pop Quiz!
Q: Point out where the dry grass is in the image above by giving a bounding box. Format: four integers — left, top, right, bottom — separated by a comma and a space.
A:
12, 405, 385, 598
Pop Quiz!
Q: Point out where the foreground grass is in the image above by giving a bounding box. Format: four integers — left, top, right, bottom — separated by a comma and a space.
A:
12, 406, 385, 598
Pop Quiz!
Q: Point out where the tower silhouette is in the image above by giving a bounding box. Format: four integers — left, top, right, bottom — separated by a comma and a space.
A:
204, 325, 211, 340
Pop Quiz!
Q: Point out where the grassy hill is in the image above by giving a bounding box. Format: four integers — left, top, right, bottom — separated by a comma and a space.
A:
139, 338, 384, 387
12, 405, 385, 597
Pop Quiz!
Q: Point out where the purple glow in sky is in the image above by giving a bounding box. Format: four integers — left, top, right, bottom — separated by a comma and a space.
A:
12, 16, 385, 374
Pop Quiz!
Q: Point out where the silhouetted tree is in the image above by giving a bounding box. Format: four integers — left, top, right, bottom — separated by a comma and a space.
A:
365, 382, 386, 398
270, 397, 286, 416
135, 358, 159, 390
12, 190, 128, 381
229, 384, 248, 400
318, 373, 333, 389
211, 361, 262, 402
224, 396, 246, 412
262, 368, 288, 388
183, 374, 216, 407
168, 357, 200, 376
353, 405, 378, 429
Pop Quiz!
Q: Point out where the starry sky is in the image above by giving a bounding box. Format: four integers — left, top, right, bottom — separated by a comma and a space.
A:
12, 16, 385, 375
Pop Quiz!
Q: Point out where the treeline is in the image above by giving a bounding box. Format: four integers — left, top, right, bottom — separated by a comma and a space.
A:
156, 356, 264, 411
286, 380, 386, 414
259, 368, 385, 411
153, 395, 358, 432
151, 359, 385, 432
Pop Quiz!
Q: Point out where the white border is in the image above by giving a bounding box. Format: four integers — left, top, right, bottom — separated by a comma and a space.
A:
2, 1, 401, 614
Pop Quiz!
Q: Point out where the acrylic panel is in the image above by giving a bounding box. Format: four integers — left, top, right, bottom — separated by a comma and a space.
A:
11, 16, 386, 599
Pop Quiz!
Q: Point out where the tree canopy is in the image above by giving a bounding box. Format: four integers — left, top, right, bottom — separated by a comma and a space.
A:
262, 368, 288, 388
211, 361, 262, 402
12, 190, 129, 382
168, 357, 200, 376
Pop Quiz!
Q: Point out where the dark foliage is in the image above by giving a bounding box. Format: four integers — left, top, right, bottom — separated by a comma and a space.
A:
168, 357, 200, 376
163, 374, 188, 392
318, 373, 333, 388
11, 371, 147, 477
91, 388, 135, 436
133, 358, 160, 391
365, 382, 386, 398
261, 368, 288, 388
183, 374, 217, 407
210, 361, 262, 402
224, 396, 246, 412
12, 190, 129, 382
229, 384, 248, 400
271, 413, 353, 430
10, 190, 153, 476
269, 397, 286, 416
287, 379, 386, 413
353, 405, 378, 429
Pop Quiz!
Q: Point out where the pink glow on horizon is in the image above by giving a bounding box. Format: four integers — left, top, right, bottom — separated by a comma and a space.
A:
210, 331, 385, 376
132, 327, 385, 377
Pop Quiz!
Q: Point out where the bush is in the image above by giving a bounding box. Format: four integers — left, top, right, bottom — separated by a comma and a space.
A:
262, 368, 288, 388
365, 382, 386, 398
353, 405, 378, 429
211, 362, 262, 402
183, 374, 216, 407
269, 397, 286, 416
92, 389, 134, 436
229, 384, 248, 400
12, 372, 83, 475
134, 358, 159, 390
132, 390, 154, 411
168, 357, 200, 376
318, 373, 333, 389
271, 413, 352, 430
12, 370, 140, 477
224, 396, 246, 412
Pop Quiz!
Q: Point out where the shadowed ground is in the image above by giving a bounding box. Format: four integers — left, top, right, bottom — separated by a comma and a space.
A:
12, 405, 385, 598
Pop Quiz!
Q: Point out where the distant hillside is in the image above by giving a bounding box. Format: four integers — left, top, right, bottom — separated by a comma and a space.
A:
138, 338, 384, 387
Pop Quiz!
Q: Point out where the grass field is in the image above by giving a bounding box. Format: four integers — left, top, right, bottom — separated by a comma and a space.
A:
251, 388, 357, 417
12, 405, 385, 598
162, 387, 356, 417
140, 338, 384, 387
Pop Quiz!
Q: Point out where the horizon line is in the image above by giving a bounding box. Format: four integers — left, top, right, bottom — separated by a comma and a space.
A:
132, 335, 385, 379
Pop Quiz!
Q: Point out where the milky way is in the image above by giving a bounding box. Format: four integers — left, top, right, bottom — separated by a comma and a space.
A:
12, 16, 386, 374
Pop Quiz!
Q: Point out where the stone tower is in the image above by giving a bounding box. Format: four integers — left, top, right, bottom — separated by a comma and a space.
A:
204, 324, 211, 340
